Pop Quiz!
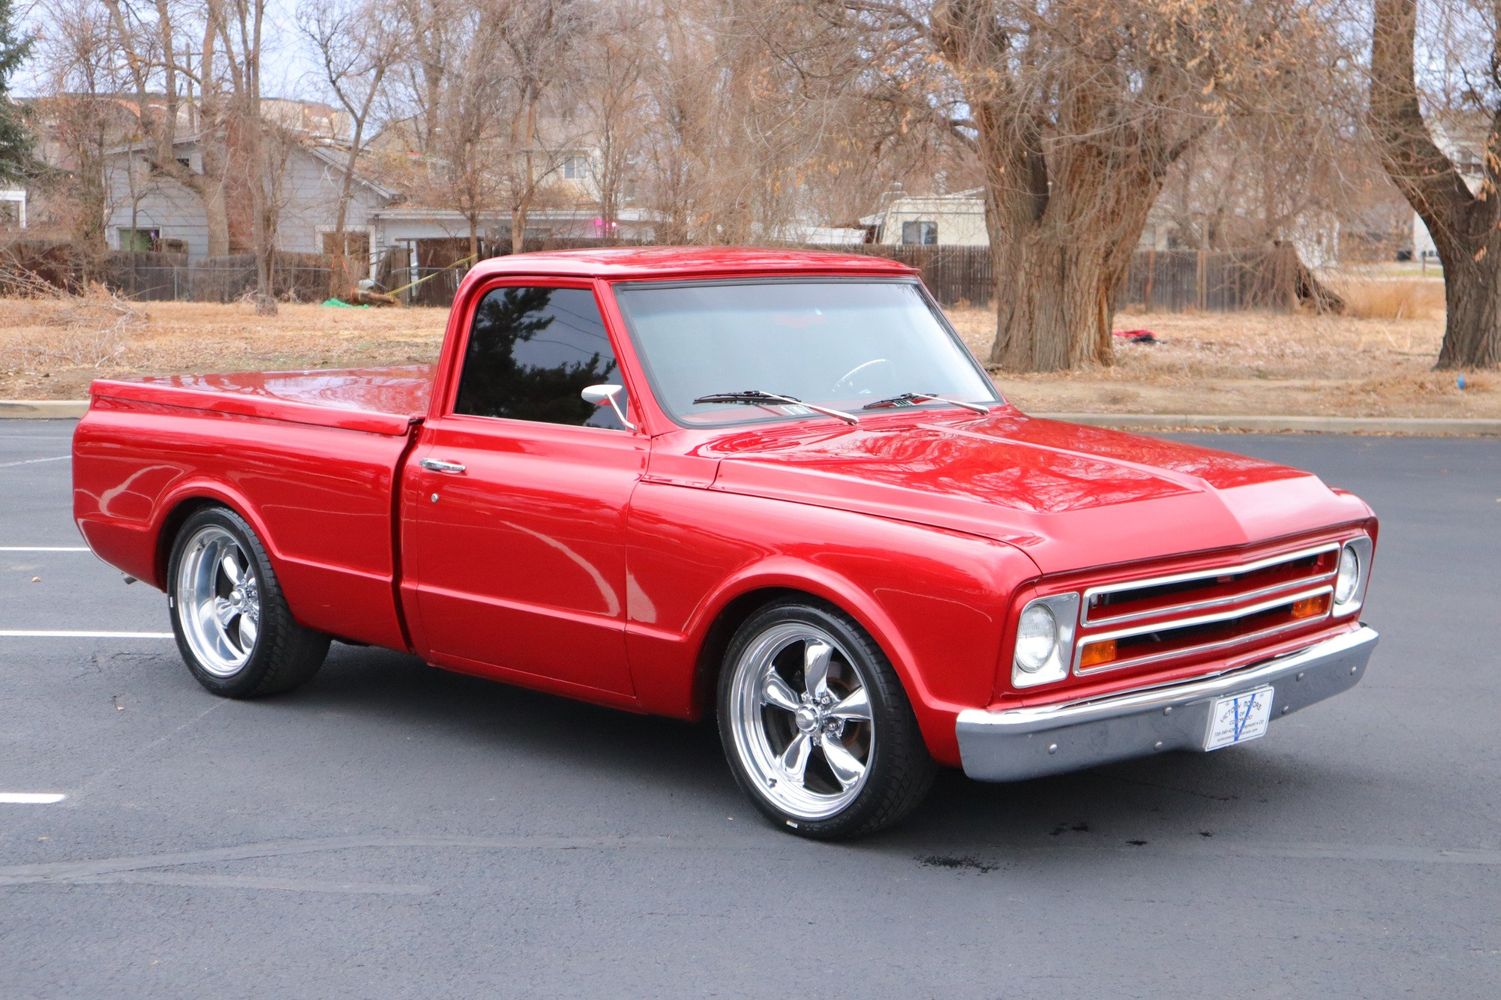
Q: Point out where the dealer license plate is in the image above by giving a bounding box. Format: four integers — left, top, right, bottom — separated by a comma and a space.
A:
1203, 686, 1275, 751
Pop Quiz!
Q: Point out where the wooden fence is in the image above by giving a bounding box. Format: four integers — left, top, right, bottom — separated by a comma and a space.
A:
411, 241, 1291, 312
4, 237, 1311, 313
1, 243, 337, 303
809, 245, 1304, 311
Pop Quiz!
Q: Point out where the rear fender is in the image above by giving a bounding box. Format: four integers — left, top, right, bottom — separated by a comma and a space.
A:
150, 479, 285, 590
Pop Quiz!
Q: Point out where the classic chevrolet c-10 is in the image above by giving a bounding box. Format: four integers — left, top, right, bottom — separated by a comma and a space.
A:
72, 247, 1379, 838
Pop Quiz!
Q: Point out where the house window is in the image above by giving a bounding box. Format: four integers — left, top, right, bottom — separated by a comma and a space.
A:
562, 155, 590, 180
901, 220, 938, 245
117, 227, 160, 252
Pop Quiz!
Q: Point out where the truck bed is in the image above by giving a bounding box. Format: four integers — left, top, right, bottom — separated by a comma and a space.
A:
88, 365, 436, 436
74, 366, 433, 652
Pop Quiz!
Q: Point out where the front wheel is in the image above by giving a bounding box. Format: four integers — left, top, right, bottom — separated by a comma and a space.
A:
717, 600, 935, 839
167, 507, 329, 698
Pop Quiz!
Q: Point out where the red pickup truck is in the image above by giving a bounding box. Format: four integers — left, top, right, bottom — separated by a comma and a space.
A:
73, 247, 1379, 838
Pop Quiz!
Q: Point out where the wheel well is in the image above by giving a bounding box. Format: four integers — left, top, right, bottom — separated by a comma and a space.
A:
693, 587, 833, 718
154, 498, 226, 588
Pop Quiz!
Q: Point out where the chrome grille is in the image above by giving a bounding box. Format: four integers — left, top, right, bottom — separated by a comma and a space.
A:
1073, 543, 1341, 676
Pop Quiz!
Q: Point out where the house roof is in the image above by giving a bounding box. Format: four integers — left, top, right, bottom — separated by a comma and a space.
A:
861, 188, 986, 226
103, 137, 396, 202
303, 145, 398, 201
371, 205, 658, 223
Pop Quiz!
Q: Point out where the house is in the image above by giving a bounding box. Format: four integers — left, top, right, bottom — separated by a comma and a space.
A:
15, 93, 192, 241
102, 136, 397, 270
368, 204, 659, 282
862, 184, 1343, 266
863, 186, 1208, 253
864, 188, 988, 246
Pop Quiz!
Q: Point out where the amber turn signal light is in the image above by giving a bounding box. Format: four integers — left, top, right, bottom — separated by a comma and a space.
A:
1290, 594, 1331, 619
1079, 639, 1117, 668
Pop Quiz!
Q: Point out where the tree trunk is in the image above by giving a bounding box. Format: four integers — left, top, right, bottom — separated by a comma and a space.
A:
1370, 0, 1501, 369
989, 229, 1113, 371
1440, 254, 1501, 368
199, 172, 231, 259
330, 174, 354, 298
510, 94, 539, 256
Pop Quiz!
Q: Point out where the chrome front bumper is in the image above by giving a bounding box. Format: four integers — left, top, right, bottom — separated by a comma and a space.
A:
956, 626, 1379, 782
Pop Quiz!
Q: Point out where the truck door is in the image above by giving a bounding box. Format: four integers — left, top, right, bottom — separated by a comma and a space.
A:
402, 280, 646, 699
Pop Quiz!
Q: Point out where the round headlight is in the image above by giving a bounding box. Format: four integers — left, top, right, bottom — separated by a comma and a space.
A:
1015, 604, 1059, 673
1334, 546, 1360, 604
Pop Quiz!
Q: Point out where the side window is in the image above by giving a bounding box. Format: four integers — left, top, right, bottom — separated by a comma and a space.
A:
454, 285, 628, 429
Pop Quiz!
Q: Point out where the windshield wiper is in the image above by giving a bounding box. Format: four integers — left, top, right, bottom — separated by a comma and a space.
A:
691, 390, 859, 426
861, 392, 990, 415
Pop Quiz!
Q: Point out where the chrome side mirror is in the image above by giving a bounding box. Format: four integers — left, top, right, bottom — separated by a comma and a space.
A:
581, 384, 636, 431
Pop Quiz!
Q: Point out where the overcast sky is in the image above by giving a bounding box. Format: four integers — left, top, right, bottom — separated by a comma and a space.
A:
12, 0, 325, 102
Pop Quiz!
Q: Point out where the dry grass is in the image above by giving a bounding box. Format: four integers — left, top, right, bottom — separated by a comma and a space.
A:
0, 298, 450, 399
1, 293, 1496, 420
949, 302, 1498, 420
1326, 277, 1446, 321
2, 285, 145, 370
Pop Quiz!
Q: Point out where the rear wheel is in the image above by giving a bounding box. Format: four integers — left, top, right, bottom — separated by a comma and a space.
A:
717, 600, 935, 839
167, 507, 328, 698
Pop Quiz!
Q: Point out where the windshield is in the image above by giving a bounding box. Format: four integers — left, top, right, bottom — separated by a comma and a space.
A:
613, 279, 1000, 427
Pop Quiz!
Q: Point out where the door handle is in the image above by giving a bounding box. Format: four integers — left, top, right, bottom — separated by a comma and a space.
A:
419, 458, 467, 474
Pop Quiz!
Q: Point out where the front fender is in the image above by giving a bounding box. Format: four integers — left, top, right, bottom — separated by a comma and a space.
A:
623, 483, 1040, 765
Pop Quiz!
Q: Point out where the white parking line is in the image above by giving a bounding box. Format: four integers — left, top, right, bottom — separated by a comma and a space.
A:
0, 630, 172, 639
0, 455, 69, 468
0, 546, 90, 552
0, 793, 66, 805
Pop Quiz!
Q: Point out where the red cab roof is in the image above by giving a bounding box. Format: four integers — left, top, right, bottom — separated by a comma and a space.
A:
463, 246, 917, 282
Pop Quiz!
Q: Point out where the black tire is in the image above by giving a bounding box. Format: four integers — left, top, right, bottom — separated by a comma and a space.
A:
166, 506, 329, 698
716, 599, 935, 839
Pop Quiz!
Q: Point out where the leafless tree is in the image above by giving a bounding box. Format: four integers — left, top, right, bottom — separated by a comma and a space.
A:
418, 1, 508, 259
787, 1, 1330, 372
575, 0, 650, 239
1371, 0, 1501, 368
102, 0, 234, 258
212, 0, 280, 314
298, 0, 407, 294
627, 0, 916, 244
388, 0, 586, 257
30, 0, 126, 258
389, 0, 456, 154
494, 0, 587, 252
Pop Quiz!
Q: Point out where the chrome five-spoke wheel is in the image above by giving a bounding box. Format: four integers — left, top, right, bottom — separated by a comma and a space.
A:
167, 506, 328, 698
719, 601, 935, 838
726, 619, 878, 823
176, 525, 260, 676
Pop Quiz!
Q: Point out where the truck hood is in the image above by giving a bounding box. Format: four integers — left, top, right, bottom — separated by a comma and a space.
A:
700, 409, 1371, 574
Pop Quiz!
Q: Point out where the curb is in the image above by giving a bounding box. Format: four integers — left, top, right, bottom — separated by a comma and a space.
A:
1039, 412, 1501, 437
0, 400, 89, 419
3, 400, 1500, 436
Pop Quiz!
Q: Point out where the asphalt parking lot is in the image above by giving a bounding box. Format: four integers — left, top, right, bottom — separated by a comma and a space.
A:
2, 420, 1497, 999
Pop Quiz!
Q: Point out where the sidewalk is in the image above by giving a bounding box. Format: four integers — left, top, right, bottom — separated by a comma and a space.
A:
6, 398, 1500, 435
